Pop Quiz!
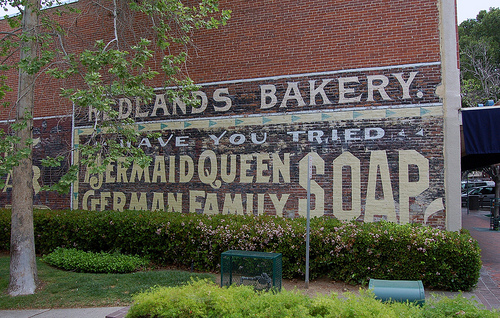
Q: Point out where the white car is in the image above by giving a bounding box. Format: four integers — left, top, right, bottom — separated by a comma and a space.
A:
461, 181, 495, 194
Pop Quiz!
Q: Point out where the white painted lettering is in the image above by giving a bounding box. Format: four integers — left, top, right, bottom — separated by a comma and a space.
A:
209, 131, 227, 145
338, 77, 362, 103
151, 94, 170, 116
175, 136, 189, 147
367, 75, 391, 101
309, 79, 333, 105
191, 91, 208, 114
280, 82, 306, 108
213, 88, 232, 112
393, 72, 418, 99
260, 84, 278, 109
118, 98, 132, 119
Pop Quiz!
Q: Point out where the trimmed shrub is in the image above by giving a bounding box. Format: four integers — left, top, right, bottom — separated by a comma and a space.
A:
41, 248, 149, 273
0, 209, 482, 291
126, 279, 498, 318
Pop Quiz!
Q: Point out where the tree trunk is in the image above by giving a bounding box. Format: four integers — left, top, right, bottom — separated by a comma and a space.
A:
8, 0, 40, 296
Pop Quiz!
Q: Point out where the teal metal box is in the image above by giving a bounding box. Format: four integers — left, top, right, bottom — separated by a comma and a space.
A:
369, 279, 425, 305
221, 250, 282, 291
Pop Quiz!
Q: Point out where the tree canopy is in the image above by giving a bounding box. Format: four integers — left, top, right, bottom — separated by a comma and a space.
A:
458, 7, 500, 107
0, 0, 230, 296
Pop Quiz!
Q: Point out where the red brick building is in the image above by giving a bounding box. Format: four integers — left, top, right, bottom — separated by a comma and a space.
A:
0, 0, 462, 230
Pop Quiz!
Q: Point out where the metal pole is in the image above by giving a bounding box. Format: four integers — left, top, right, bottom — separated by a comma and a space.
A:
305, 154, 312, 289
467, 172, 470, 214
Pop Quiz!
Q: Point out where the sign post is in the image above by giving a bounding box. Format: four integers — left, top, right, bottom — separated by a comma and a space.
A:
305, 154, 312, 289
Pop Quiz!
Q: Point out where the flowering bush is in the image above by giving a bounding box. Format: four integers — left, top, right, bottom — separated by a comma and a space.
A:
0, 208, 481, 291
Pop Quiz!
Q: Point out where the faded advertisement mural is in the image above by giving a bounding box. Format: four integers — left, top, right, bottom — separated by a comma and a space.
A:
73, 62, 446, 227
1, 117, 73, 210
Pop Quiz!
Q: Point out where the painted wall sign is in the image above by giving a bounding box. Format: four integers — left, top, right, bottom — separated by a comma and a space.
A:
73, 63, 447, 228
0, 117, 73, 210
75, 63, 441, 125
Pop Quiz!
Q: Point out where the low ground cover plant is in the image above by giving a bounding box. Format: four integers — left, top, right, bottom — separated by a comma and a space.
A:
41, 248, 149, 273
126, 279, 498, 318
0, 256, 216, 309
0, 208, 482, 291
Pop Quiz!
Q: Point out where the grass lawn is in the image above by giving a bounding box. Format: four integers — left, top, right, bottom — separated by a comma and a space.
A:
0, 256, 216, 309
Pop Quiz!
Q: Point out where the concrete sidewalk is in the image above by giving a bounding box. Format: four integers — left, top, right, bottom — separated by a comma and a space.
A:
1, 208, 499, 317
0, 306, 128, 318
462, 207, 500, 310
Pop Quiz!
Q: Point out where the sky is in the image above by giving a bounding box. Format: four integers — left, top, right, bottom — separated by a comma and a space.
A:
457, 0, 500, 23
2, 1, 499, 23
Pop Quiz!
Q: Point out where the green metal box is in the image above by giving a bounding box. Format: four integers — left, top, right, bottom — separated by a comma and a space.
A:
221, 250, 282, 291
369, 279, 425, 305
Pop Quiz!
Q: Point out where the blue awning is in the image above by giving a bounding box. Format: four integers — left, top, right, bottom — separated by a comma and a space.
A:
462, 106, 500, 170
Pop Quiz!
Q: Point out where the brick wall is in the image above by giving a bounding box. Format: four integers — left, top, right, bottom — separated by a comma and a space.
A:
0, 0, 453, 228
187, 0, 441, 82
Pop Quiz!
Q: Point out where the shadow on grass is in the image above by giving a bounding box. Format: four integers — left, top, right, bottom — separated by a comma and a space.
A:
0, 256, 216, 309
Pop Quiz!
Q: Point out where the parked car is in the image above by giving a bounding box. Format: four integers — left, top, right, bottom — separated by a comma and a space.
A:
462, 186, 496, 208
461, 181, 495, 194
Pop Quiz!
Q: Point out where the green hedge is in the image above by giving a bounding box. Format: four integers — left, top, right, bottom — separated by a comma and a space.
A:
126, 279, 498, 318
41, 248, 149, 273
0, 209, 481, 291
